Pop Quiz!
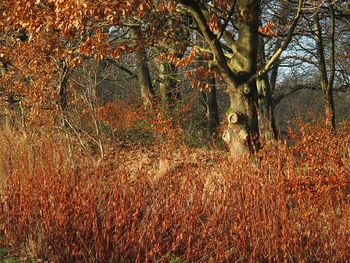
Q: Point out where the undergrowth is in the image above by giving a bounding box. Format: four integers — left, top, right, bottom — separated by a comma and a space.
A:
0, 121, 349, 262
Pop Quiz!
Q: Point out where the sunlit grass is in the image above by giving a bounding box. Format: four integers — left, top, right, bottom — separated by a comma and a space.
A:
0, 121, 349, 262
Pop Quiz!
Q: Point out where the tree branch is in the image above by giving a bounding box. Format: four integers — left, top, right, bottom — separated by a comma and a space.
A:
248, 0, 304, 84
179, 0, 238, 88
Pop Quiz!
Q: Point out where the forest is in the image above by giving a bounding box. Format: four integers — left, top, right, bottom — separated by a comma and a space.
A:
0, 0, 350, 262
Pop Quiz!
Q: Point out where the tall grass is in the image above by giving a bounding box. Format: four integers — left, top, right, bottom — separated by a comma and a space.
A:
0, 121, 349, 262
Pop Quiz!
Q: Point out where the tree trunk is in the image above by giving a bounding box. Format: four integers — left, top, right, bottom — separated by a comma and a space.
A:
326, 1, 336, 129
159, 62, 180, 107
322, 81, 336, 129
270, 60, 279, 94
5, 93, 18, 128
201, 77, 219, 139
0, 61, 6, 78
256, 36, 278, 141
223, 84, 259, 157
57, 60, 69, 126
256, 13, 279, 141
256, 75, 278, 141
131, 26, 156, 109
222, 0, 260, 157
57, 60, 74, 166
313, 1, 336, 130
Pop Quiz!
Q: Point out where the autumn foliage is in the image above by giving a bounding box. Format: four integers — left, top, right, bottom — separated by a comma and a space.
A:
1, 0, 350, 262
97, 100, 141, 132
1, 121, 349, 262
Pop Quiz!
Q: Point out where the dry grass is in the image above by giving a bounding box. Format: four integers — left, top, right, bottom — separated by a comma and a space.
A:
0, 121, 350, 262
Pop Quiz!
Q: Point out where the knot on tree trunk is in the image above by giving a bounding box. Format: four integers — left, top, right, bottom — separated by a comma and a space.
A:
223, 111, 250, 158
227, 112, 245, 125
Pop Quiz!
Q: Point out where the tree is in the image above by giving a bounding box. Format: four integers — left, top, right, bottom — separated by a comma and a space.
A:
130, 24, 157, 109
157, 18, 186, 108
177, 0, 303, 157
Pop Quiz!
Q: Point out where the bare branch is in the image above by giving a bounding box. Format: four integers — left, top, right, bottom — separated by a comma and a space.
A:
249, 0, 304, 84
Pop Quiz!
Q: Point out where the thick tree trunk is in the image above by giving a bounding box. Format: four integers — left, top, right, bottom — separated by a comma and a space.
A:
131, 26, 156, 109
201, 77, 219, 139
223, 83, 259, 157
222, 0, 260, 157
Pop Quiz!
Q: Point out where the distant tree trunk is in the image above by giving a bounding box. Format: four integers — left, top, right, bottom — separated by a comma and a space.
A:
57, 60, 74, 165
323, 85, 335, 128
201, 77, 219, 139
1, 60, 6, 126
57, 60, 69, 127
270, 60, 279, 94
159, 62, 180, 108
257, 36, 278, 141
256, 75, 277, 141
5, 93, 18, 128
86, 62, 104, 159
269, 37, 285, 97
158, 17, 187, 109
131, 26, 156, 109
312, 1, 336, 130
0, 58, 12, 127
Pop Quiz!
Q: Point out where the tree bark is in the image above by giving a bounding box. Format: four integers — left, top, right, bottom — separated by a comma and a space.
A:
223, 85, 259, 156
256, 75, 278, 141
